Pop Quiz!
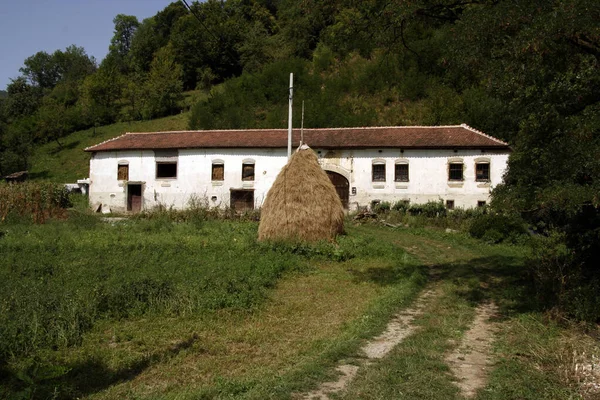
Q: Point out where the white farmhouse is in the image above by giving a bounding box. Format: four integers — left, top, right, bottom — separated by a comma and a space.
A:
84, 124, 510, 213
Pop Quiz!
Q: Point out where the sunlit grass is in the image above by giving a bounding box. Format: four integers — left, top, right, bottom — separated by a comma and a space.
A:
28, 112, 189, 183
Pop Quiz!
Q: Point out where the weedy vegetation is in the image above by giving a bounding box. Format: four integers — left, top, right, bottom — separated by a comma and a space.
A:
0, 195, 597, 399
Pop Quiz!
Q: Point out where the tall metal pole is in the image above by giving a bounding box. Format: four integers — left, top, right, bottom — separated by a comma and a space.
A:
287, 73, 293, 160
300, 100, 305, 146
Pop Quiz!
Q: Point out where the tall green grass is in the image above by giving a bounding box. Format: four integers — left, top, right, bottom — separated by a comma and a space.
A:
0, 215, 303, 362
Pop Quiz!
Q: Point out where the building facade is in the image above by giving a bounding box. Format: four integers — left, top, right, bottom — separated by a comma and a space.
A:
85, 125, 510, 213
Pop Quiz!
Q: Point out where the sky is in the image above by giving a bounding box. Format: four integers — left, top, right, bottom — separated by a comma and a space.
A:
0, 0, 174, 91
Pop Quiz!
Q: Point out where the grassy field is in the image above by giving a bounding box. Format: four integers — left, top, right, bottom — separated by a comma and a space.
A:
0, 209, 597, 399
28, 112, 190, 184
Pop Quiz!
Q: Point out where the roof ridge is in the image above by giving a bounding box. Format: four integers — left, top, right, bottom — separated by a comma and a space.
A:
84, 132, 128, 151
124, 125, 467, 135
460, 123, 509, 146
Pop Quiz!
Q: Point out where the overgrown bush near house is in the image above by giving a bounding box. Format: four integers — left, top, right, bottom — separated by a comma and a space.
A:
468, 213, 528, 244
371, 200, 391, 214
0, 182, 71, 223
409, 200, 446, 218
528, 231, 600, 322
392, 200, 410, 213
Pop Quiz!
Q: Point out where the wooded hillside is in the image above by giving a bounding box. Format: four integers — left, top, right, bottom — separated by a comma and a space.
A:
0, 0, 598, 320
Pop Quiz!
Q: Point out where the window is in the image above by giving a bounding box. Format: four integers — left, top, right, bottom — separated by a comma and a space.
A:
446, 200, 455, 210
372, 161, 386, 182
117, 164, 129, 180
212, 162, 224, 181
476, 162, 490, 182
395, 163, 409, 182
156, 162, 177, 178
478, 200, 487, 207
242, 160, 255, 181
155, 150, 178, 179
448, 163, 463, 181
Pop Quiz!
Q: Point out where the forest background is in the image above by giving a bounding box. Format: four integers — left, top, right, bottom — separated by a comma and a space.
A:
0, 0, 598, 320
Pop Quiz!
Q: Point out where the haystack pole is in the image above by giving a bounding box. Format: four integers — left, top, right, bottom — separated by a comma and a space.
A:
287, 73, 293, 160
258, 145, 345, 243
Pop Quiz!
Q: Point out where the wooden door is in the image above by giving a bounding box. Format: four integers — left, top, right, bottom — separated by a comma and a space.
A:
230, 190, 254, 212
326, 171, 349, 209
127, 184, 142, 213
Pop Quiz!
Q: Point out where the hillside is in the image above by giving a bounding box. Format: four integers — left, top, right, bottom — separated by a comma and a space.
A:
29, 112, 189, 183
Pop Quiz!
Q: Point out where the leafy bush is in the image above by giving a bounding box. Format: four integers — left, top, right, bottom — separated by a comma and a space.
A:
371, 201, 391, 214
392, 200, 410, 213
468, 213, 527, 244
528, 232, 600, 322
408, 200, 446, 218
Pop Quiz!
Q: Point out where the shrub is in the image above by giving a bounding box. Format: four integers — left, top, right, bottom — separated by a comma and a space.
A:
0, 182, 72, 224
468, 213, 527, 244
409, 200, 446, 218
392, 200, 410, 213
371, 201, 391, 214
528, 232, 600, 322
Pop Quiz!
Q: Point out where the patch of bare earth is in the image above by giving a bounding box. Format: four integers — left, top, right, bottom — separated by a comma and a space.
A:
445, 302, 498, 398
299, 288, 437, 400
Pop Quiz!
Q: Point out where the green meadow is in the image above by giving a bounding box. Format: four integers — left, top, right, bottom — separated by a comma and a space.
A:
1, 203, 596, 399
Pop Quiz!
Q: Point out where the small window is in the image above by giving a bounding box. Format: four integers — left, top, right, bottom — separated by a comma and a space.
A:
446, 200, 455, 210
448, 163, 463, 181
372, 162, 386, 182
117, 164, 129, 181
242, 163, 255, 181
212, 163, 224, 181
395, 163, 409, 182
155, 150, 178, 179
478, 200, 487, 208
476, 162, 490, 182
156, 162, 177, 179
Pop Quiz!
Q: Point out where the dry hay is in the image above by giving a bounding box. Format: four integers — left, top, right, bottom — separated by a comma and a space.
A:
258, 145, 344, 242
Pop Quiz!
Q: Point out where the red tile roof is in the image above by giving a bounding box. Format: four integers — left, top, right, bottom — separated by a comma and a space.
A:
84, 124, 509, 152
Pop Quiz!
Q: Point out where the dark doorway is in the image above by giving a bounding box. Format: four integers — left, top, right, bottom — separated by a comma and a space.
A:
127, 184, 142, 212
230, 189, 254, 212
326, 171, 349, 209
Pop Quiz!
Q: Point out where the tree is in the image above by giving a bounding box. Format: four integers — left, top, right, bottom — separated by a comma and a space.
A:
447, 0, 600, 317
129, 18, 162, 73
79, 66, 124, 127
106, 14, 140, 73
19, 46, 95, 90
0, 116, 35, 176
20, 51, 60, 89
140, 46, 183, 119
35, 98, 75, 148
170, 0, 243, 89
4, 77, 42, 118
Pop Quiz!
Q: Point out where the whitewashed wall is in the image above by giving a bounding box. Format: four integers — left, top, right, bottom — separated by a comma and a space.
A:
88, 147, 509, 212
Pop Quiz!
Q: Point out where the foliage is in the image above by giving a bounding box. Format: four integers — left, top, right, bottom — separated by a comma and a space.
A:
139, 46, 183, 120
19, 45, 96, 90
468, 213, 528, 245
106, 14, 140, 73
371, 201, 391, 214
0, 182, 71, 223
408, 200, 447, 218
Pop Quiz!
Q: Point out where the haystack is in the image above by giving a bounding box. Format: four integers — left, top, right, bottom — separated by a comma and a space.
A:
258, 145, 344, 242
